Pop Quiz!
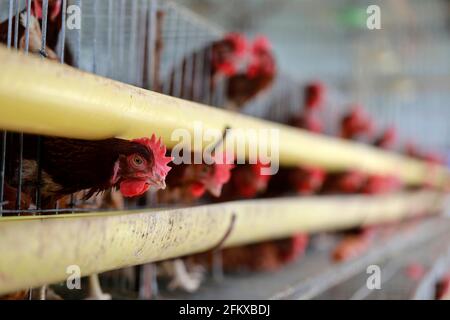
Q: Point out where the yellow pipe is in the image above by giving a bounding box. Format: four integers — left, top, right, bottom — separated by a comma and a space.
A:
0, 46, 447, 186
0, 190, 446, 294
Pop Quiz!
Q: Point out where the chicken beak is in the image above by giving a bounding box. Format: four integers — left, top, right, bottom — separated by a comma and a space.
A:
148, 178, 166, 190
155, 179, 166, 190
206, 183, 222, 198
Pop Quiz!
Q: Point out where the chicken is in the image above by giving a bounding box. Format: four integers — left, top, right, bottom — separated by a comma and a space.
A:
219, 162, 271, 200
164, 32, 247, 102
1, 134, 172, 299
158, 152, 234, 204
225, 36, 277, 110
0, 0, 67, 62
4, 133, 172, 210
303, 81, 326, 110
339, 105, 374, 140
373, 126, 397, 149
30, 0, 73, 64
321, 170, 367, 195
266, 166, 326, 197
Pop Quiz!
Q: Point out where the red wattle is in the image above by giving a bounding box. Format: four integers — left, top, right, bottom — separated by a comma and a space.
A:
190, 182, 206, 198
120, 180, 149, 197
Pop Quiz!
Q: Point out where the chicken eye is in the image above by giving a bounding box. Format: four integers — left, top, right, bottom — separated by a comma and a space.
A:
133, 156, 144, 166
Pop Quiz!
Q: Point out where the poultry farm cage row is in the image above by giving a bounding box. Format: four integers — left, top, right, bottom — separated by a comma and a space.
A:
0, 0, 449, 299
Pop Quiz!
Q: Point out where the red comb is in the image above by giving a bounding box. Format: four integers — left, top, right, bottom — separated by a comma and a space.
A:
32, 0, 42, 18
252, 35, 271, 54
305, 82, 325, 109
32, 0, 61, 21
376, 126, 397, 149
217, 60, 237, 76
133, 134, 173, 178
225, 32, 247, 56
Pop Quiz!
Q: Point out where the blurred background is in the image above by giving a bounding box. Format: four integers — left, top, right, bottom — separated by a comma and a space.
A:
177, 0, 450, 158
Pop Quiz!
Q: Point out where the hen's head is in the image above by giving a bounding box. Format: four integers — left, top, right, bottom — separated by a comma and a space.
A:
212, 32, 247, 76
375, 126, 397, 149
246, 36, 276, 79
363, 175, 402, 195
337, 170, 367, 193
232, 162, 272, 198
32, 0, 62, 21
290, 166, 326, 195
304, 82, 325, 110
186, 153, 235, 198
341, 105, 374, 140
114, 134, 173, 197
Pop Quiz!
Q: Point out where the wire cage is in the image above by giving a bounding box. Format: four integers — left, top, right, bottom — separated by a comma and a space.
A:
0, 0, 310, 218
0, 0, 449, 301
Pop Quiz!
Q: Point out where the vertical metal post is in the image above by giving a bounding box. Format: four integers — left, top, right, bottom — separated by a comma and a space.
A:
92, 0, 98, 73
14, 0, 19, 49
6, 0, 14, 48
147, 0, 157, 90
59, 0, 67, 63
204, 43, 212, 105
128, 0, 138, 84
24, 0, 31, 53
107, 0, 113, 77
193, 28, 205, 102
74, 0, 82, 68
171, 12, 183, 98
136, 0, 148, 88
182, 25, 194, 100
40, 0, 49, 57
118, 0, 126, 80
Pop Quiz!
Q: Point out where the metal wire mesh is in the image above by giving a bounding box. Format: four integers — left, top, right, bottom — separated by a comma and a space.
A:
0, 0, 299, 216
0, 0, 449, 301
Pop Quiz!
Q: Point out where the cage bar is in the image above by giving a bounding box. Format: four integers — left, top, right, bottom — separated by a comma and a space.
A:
0, 46, 448, 187
0, 190, 446, 295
